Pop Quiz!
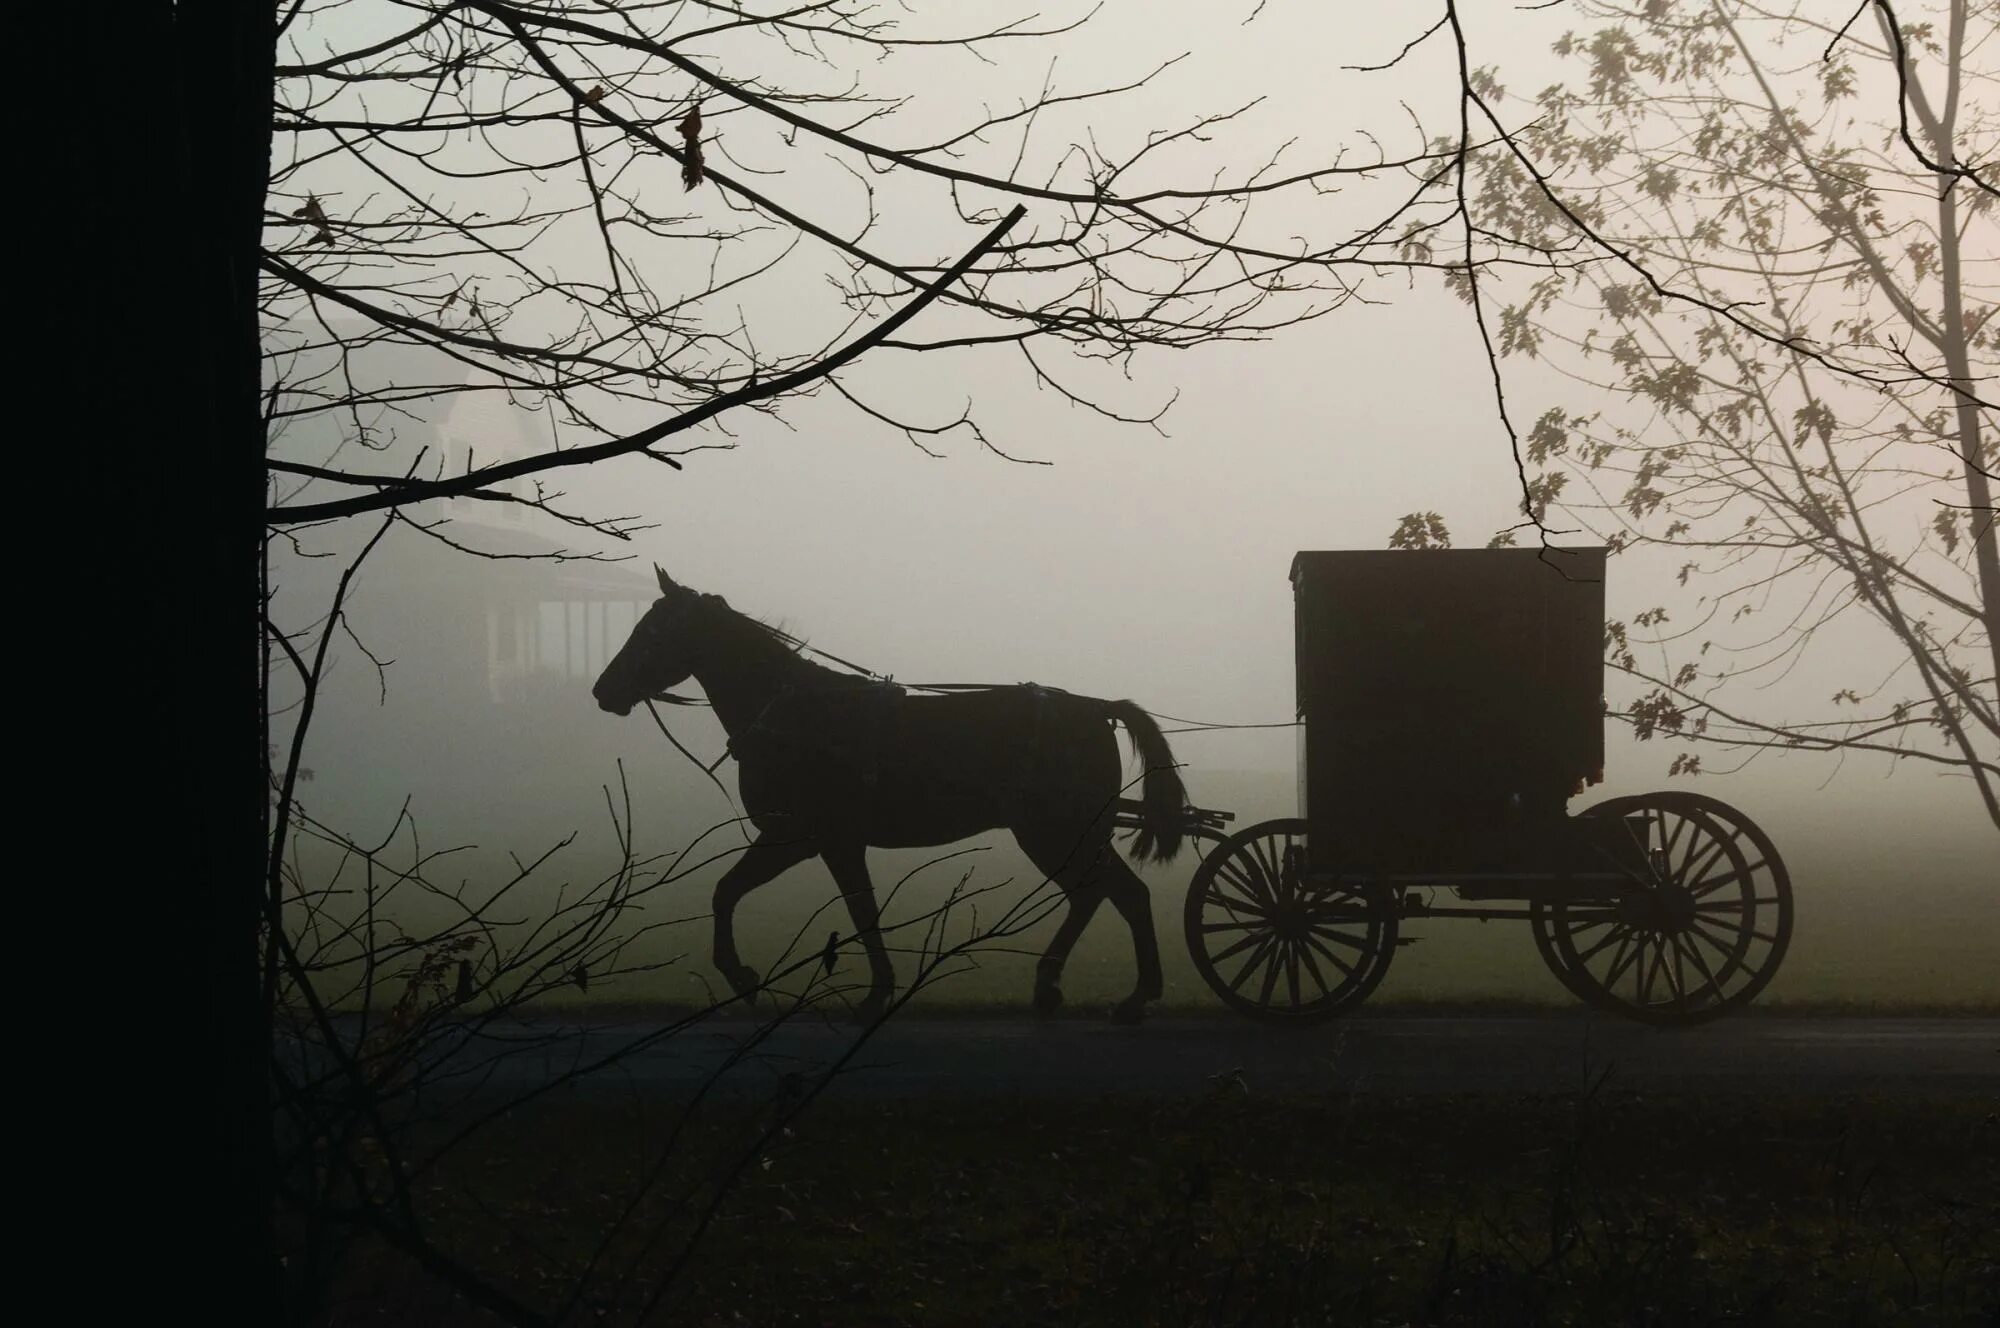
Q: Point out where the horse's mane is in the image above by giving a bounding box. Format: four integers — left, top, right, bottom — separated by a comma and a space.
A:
704, 595, 846, 676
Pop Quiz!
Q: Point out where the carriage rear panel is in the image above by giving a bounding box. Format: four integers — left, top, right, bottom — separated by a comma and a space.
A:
1291, 548, 1607, 878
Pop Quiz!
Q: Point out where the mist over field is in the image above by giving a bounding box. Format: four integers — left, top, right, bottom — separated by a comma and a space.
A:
281, 514, 1997, 1013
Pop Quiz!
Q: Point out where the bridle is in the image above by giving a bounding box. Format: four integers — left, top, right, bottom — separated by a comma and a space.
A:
620, 592, 739, 800
641, 695, 736, 800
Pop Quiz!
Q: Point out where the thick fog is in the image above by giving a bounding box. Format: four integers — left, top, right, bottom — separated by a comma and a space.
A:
268, 1, 1996, 1011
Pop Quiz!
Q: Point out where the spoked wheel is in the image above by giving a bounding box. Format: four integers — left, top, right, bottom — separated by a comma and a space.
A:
1532, 792, 1794, 1025
1183, 818, 1397, 1024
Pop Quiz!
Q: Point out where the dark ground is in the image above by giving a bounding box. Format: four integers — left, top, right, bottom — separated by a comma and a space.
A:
308, 1013, 2000, 1326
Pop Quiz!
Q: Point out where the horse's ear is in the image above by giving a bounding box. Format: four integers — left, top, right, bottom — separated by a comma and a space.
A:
654, 565, 677, 595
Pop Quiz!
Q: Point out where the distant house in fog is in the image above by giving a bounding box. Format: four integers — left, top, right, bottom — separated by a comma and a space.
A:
405, 519, 658, 710
274, 324, 661, 711
286, 513, 662, 839
271, 330, 667, 839
423, 388, 659, 704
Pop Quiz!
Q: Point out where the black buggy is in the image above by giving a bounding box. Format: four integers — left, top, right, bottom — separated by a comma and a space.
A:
1146, 548, 1795, 1027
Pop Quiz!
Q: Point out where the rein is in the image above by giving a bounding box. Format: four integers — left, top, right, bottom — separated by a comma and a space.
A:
629, 600, 1294, 815
761, 623, 1020, 696
641, 696, 735, 799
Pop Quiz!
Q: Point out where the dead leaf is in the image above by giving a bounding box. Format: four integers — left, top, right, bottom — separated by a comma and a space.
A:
293, 195, 334, 245
678, 103, 705, 190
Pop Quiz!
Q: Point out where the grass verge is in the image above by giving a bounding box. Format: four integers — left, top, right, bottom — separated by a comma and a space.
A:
319, 1088, 1998, 1325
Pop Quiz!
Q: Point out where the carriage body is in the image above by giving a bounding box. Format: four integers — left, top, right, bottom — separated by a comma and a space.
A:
1176, 549, 1795, 1027
1290, 547, 1633, 891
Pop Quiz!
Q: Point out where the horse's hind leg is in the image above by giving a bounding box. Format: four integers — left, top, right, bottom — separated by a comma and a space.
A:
1032, 885, 1107, 1019
1018, 827, 1159, 1023
1096, 854, 1164, 1023
821, 843, 896, 1023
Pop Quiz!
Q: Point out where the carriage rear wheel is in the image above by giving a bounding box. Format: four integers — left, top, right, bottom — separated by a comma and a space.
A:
1531, 792, 1794, 1026
1183, 818, 1397, 1023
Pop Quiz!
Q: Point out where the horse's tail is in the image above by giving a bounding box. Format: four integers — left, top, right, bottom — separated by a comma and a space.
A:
1103, 699, 1188, 863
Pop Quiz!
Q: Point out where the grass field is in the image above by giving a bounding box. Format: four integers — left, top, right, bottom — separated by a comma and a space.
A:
318, 1088, 1999, 1325
291, 756, 1999, 1021
550, 782, 2000, 1016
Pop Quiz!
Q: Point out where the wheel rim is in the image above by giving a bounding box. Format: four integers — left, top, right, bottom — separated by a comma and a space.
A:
1184, 818, 1395, 1021
1538, 793, 1793, 1023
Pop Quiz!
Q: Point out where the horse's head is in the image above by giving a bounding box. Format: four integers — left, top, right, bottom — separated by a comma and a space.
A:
593, 565, 710, 715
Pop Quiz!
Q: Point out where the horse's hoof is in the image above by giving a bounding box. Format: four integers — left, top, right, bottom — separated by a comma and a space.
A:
1033, 986, 1064, 1020
1111, 999, 1149, 1026
720, 964, 763, 1001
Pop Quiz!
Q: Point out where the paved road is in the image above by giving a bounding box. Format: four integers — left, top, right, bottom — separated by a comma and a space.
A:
399, 1015, 2000, 1103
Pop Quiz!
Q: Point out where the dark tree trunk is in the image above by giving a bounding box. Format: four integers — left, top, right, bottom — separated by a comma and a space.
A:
92, 3, 277, 1316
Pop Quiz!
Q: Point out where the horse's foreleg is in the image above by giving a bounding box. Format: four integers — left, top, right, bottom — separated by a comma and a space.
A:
712, 833, 816, 1000
821, 843, 895, 1022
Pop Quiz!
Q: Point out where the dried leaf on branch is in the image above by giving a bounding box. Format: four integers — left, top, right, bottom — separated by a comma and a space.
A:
678, 103, 705, 190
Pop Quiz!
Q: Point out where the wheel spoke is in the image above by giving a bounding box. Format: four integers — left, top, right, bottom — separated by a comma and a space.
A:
1258, 944, 1283, 1006
1689, 858, 1768, 899
1271, 834, 1298, 897
1295, 938, 1334, 996
1204, 884, 1269, 918
1249, 836, 1286, 900
1660, 812, 1692, 874
1600, 931, 1643, 990
1215, 857, 1274, 908
1572, 921, 1635, 966
1673, 931, 1723, 1000
1693, 895, 1781, 912
1689, 914, 1778, 947
1226, 933, 1279, 992
1682, 916, 1745, 964
1243, 834, 1272, 884
1208, 931, 1270, 965
1676, 835, 1730, 890
1646, 936, 1674, 1004
1636, 936, 1661, 1004
1301, 931, 1360, 981
1305, 923, 1372, 953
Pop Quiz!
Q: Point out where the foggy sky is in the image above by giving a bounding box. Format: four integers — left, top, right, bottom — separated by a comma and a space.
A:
269, 2, 1996, 1007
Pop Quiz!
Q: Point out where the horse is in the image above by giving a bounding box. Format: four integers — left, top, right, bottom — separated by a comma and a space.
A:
592, 566, 1190, 1023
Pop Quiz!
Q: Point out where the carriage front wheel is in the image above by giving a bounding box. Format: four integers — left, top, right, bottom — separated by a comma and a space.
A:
1531, 791, 1795, 1026
1183, 818, 1397, 1023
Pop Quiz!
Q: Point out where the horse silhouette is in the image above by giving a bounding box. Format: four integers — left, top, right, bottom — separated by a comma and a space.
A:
593, 567, 1189, 1022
